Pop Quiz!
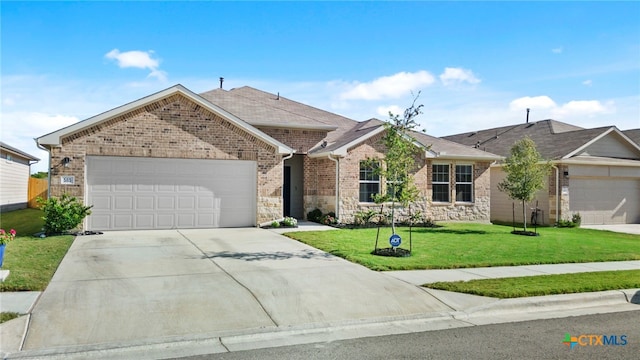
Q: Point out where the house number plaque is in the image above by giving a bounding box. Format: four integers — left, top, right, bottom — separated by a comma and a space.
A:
61, 176, 75, 185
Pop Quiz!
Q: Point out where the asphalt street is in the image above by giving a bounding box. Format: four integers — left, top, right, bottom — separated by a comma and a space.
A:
179, 310, 640, 360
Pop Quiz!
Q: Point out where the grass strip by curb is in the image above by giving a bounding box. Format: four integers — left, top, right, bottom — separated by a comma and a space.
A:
424, 270, 640, 298
0, 312, 21, 324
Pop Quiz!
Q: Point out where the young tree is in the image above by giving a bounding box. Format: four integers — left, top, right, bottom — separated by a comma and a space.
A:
497, 137, 552, 232
370, 94, 425, 234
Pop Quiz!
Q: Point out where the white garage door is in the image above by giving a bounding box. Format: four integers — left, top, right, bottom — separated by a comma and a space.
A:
86, 156, 257, 230
570, 178, 640, 224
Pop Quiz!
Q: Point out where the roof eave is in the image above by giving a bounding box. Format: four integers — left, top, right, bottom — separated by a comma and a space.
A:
250, 122, 338, 131
430, 154, 503, 161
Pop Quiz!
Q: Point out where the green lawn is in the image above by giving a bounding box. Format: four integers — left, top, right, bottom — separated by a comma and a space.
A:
0, 208, 74, 292
426, 270, 640, 298
284, 223, 640, 271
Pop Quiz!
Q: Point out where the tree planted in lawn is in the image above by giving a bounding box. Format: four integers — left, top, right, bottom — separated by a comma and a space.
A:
497, 137, 552, 233
369, 93, 424, 234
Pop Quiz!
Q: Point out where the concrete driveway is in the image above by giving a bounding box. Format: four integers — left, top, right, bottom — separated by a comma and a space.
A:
581, 224, 640, 235
23, 228, 451, 351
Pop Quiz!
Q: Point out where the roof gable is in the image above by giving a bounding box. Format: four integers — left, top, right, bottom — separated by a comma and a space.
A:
442, 119, 639, 160
37, 85, 293, 154
564, 128, 640, 159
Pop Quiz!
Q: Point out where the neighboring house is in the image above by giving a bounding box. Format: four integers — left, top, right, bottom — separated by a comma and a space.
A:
0, 142, 40, 212
623, 129, 640, 145
443, 120, 640, 225
36, 84, 500, 231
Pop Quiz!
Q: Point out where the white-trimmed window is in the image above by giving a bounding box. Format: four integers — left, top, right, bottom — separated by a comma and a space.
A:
359, 161, 380, 202
432, 164, 449, 202
455, 164, 473, 202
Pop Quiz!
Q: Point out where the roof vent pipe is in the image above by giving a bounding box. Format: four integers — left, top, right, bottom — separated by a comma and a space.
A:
219, 77, 224, 89
526, 108, 530, 123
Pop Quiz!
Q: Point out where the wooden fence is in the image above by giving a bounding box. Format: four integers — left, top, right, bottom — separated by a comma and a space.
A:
28, 178, 48, 208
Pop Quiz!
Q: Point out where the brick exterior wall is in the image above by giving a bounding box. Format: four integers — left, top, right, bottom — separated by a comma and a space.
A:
303, 156, 336, 216
257, 128, 327, 154
49, 93, 283, 226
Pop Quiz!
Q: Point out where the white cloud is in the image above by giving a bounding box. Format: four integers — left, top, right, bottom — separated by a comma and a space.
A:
552, 100, 610, 118
582, 79, 592, 86
439, 67, 480, 86
509, 96, 557, 111
376, 105, 404, 118
340, 71, 435, 100
105, 49, 167, 81
508, 95, 613, 122
552, 47, 563, 54
0, 111, 80, 173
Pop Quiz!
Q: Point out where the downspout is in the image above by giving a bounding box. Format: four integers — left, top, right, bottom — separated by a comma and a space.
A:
328, 153, 340, 220
552, 164, 559, 225
36, 141, 52, 200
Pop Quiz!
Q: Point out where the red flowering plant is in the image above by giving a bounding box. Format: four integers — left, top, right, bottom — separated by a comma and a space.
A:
0, 228, 16, 245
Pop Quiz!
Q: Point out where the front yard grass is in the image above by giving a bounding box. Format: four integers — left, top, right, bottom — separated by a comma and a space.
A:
0, 208, 74, 292
426, 270, 640, 298
284, 223, 640, 271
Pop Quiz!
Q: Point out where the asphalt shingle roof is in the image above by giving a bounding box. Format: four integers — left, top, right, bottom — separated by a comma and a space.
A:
200, 86, 500, 159
623, 129, 640, 145
442, 119, 618, 160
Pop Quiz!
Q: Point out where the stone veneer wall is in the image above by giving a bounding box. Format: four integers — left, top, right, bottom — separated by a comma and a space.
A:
335, 133, 492, 223
49, 93, 283, 226
548, 164, 570, 224
426, 160, 491, 222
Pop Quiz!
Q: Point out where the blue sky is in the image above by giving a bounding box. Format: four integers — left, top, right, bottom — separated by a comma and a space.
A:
2, 1, 639, 173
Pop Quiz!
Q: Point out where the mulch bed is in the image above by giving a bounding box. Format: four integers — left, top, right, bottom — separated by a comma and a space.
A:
371, 247, 412, 257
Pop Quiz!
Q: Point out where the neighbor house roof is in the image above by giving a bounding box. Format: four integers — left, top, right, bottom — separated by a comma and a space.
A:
623, 129, 640, 145
0, 141, 40, 162
442, 119, 640, 160
37, 84, 293, 155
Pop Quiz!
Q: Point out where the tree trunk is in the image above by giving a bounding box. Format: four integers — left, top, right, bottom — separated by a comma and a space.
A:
522, 201, 527, 232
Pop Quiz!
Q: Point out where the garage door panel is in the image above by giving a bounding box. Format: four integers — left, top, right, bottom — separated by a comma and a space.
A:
114, 214, 133, 229
91, 196, 111, 210
136, 197, 154, 210
114, 197, 134, 211
570, 178, 640, 225
157, 197, 175, 210
177, 196, 196, 210
135, 214, 154, 228
86, 156, 257, 230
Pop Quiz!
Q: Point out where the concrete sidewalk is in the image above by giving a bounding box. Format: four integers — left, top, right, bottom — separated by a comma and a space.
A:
384, 260, 640, 285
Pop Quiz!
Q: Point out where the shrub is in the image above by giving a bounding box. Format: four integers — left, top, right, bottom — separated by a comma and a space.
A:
307, 208, 323, 223
321, 214, 337, 225
354, 209, 378, 226
271, 220, 280, 228
38, 194, 93, 235
282, 217, 297, 227
557, 212, 582, 228
571, 213, 582, 227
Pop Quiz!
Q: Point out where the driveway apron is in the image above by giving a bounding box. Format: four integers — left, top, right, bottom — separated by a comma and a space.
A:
23, 228, 450, 351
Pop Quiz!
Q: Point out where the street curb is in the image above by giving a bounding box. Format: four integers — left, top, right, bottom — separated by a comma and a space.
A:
455, 289, 639, 319
4, 289, 639, 360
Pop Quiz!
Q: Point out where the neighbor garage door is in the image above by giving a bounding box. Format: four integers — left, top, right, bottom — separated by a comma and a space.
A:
570, 178, 640, 224
86, 156, 257, 230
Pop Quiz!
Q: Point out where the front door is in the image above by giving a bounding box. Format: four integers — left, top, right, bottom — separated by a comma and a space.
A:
283, 166, 291, 217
